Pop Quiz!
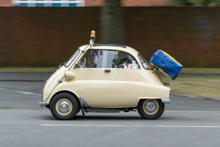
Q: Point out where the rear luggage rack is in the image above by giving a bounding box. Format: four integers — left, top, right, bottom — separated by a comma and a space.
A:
165, 79, 175, 88
152, 67, 175, 88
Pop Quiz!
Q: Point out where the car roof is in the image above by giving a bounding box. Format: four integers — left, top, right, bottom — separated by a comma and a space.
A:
93, 44, 126, 48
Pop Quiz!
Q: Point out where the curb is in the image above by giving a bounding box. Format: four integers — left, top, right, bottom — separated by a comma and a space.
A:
172, 93, 220, 102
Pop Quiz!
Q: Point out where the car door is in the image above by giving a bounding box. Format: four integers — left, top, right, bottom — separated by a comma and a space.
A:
69, 49, 146, 108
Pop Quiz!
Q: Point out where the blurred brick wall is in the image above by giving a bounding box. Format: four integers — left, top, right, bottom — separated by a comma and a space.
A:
85, 0, 104, 6
122, 0, 169, 6
124, 7, 220, 67
85, 0, 169, 6
0, 7, 220, 67
1, 0, 169, 7
0, 7, 100, 67
0, 0, 12, 6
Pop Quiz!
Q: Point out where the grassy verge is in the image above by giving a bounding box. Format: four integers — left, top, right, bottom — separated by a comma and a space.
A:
162, 77, 220, 98
181, 68, 220, 75
0, 107, 13, 109
0, 67, 58, 73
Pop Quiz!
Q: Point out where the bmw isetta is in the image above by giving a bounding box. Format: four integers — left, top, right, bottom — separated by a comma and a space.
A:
39, 31, 182, 120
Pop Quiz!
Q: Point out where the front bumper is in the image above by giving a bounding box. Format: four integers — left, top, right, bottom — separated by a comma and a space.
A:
39, 101, 47, 108
161, 99, 171, 104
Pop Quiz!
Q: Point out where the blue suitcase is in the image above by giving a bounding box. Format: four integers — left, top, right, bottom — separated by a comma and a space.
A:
149, 50, 183, 80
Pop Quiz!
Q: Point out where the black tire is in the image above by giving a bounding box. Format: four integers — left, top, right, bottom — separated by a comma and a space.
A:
137, 99, 164, 119
50, 93, 79, 120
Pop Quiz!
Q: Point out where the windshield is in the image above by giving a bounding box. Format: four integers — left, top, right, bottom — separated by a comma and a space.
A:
138, 53, 152, 70
64, 49, 80, 67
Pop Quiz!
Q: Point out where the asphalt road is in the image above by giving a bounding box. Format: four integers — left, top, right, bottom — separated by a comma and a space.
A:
1, 81, 220, 147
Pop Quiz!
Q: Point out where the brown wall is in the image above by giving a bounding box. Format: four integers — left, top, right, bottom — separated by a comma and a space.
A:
85, 0, 169, 7
0, 7, 220, 67
1, 0, 169, 7
0, 0, 12, 6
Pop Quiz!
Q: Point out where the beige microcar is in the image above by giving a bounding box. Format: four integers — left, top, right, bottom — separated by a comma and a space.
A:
39, 31, 171, 120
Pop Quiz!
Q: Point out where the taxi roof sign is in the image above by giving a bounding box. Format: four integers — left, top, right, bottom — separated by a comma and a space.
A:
90, 30, 95, 38
90, 30, 96, 47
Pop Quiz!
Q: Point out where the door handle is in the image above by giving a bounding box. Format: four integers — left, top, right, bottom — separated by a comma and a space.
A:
105, 69, 111, 73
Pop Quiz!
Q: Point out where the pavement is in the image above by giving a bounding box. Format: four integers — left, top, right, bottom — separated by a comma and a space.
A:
1, 109, 220, 147
1, 78, 220, 147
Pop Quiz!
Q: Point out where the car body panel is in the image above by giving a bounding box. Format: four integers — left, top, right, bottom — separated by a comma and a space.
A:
43, 44, 170, 108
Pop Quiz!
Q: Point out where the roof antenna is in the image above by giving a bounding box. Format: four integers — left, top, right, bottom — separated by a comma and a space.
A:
90, 30, 96, 48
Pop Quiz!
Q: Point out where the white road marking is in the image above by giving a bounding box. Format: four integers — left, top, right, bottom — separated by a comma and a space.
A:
166, 111, 220, 113
15, 91, 41, 96
40, 124, 220, 128
2, 90, 41, 96
0, 88, 41, 96
15, 91, 35, 95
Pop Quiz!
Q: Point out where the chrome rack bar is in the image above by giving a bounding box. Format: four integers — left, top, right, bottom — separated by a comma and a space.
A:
152, 67, 158, 74
168, 80, 175, 88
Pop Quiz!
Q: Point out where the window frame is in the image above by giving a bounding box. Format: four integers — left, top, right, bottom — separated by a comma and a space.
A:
64, 49, 80, 67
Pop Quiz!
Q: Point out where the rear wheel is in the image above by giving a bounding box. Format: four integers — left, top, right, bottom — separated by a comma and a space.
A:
50, 93, 79, 120
138, 99, 164, 119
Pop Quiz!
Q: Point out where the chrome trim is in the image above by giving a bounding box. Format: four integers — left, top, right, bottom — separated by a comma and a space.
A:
146, 102, 156, 112
59, 101, 70, 113
64, 71, 66, 79
39, 101, 47, 108
161, 99, 171, 104
90, 37, 95, 48
168, 80, 175, 88
90, 39, 94, 47
152, 68, 158, 73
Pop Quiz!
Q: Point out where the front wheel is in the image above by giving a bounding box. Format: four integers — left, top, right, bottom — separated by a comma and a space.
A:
137, 99, 164, 119
50, 93, 79, 120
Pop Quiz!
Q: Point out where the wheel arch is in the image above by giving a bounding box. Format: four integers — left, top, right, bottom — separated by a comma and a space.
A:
48, 90, 81, 109
137, 97, 162, 107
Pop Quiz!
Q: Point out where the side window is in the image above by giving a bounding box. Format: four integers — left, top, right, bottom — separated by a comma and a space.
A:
138, 53, 152, 70
77, 49, 107, 68
107, 50, 140, 69
76, 49, 139, 69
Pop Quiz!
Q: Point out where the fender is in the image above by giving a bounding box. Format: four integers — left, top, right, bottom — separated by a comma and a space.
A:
46, 88, 80, 104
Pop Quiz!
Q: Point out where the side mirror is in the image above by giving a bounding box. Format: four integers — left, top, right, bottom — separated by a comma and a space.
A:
64, 71, 75, 80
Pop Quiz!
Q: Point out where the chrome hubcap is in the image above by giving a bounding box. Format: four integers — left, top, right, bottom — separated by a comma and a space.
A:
59, 101, 70, 113
146, 102, 156, 112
